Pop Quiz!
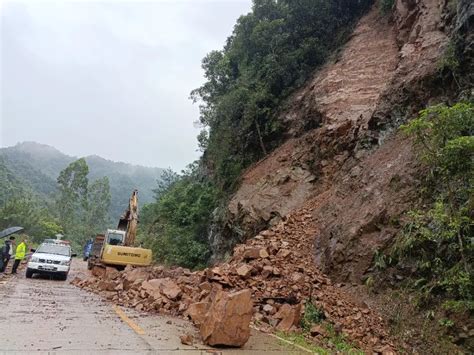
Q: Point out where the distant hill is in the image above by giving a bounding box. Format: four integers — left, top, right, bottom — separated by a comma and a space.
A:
0, 142, 164, 220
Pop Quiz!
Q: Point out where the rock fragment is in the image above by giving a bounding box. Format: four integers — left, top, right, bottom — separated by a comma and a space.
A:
180, 334, 193, 345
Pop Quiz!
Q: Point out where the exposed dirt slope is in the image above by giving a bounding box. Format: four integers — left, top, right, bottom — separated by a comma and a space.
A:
224, 0, 449, 282
228, 6, 399, 236
309, 8, 399, 128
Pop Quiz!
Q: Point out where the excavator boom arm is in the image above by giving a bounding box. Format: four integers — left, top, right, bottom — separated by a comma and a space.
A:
118, 190, 139, 246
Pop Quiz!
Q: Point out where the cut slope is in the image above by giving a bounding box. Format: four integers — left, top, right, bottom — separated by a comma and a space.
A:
222, 0, 449, 281
226, 5, 400, 248
307, 8, 399, 127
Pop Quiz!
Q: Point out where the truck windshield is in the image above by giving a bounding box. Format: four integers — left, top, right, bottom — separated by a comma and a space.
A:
108, 233, 124, 245
37, 244, 71, 256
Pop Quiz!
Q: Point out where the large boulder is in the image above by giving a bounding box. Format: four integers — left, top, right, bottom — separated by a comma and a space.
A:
200, 289, 253, 347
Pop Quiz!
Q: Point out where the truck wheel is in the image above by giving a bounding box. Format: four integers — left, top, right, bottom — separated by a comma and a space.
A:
25, 268, 34, 278
59, 273, 68, 281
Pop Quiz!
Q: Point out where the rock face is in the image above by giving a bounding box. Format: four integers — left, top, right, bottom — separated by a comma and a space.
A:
200, 289, 253, 347
211, 0, 452, 282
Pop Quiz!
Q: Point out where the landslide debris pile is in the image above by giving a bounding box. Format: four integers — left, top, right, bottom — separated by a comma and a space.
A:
72, 209, 394, 352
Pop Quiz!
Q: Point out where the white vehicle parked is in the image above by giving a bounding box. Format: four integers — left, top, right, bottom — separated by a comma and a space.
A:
26, 242, 76, 280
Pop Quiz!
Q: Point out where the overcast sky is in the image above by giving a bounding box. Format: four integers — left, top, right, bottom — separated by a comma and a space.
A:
0, 0, 252, 171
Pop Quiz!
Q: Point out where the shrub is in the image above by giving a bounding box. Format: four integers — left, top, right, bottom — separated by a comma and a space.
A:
394, 103, 474, 303
300, 301, 325, 331
380, 0, 394, 15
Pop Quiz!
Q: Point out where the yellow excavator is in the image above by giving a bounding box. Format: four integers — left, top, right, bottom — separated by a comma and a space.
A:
87, 190, 152, 270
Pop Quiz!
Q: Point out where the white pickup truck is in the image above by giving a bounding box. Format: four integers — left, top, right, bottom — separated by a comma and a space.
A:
26, 241, 76, 280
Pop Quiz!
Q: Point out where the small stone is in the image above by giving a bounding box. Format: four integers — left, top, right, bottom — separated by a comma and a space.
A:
259, 249, 269, 258
262, 304, 274, 313
180, 334, 193, 345
275, 304, 301, 332
310, 325, 327, 337
276, 249, 291, 258
236, 264, 253, 278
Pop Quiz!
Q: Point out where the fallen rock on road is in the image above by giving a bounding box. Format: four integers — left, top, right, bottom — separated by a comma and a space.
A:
72, 209, 395, 352
200, 289, 253, 347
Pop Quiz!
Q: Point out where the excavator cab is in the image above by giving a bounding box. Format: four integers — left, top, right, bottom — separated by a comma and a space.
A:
87, 190, 152, 270
106, 229, 126, 246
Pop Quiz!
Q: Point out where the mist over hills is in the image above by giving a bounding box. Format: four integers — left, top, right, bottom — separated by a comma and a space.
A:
0, 141, 164, 219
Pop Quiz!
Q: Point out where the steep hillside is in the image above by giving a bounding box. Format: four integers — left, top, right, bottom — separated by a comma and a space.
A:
202, 0, 472, 351
0, 142, 164, 219
217, 0, 452, 278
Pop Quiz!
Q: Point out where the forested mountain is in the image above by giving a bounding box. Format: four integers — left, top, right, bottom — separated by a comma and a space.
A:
0, 142, 164, 219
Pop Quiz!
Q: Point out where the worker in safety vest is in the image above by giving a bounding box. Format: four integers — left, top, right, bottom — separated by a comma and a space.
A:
11, 236, 27, 274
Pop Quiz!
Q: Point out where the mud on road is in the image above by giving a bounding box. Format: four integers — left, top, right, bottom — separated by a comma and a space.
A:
0, 261, 300, 354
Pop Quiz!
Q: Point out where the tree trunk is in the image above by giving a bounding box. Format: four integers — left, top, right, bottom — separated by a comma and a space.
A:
255, 119, 267, 156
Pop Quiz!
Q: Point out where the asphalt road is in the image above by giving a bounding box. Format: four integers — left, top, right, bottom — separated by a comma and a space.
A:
0, 261, 304, 354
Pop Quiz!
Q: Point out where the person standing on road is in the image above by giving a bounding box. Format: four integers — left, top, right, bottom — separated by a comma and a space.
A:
1, 236, 15, 272
11, 237, 27, 274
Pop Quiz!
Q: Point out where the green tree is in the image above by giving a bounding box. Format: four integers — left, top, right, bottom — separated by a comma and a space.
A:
191, 0, 372, 190
153, 168, 179, 201
0, 157, 34, 206
140, 163, 218, 269
85, 176, 111, 237
0, 197, 62, 243
56, 158, 89, 231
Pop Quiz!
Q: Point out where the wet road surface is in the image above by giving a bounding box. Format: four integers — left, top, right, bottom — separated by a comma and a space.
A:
0, 261, 304, 354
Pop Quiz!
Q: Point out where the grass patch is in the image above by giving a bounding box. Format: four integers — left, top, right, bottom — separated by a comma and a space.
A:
276, 322, 363, 354
324, 324, 364, 354
276, 331, 330, 354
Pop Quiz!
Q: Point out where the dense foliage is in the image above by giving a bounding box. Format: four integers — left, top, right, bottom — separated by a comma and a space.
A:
0, 157, 111, 251
56, 159, 111, 250
0, 159, 63, 244
0, 142, 163, 221
394, 103, 473, 306
0, 198, 61, 244
191, 0, 372, 190
140, 164, 218, 269
0, 158, 26, 206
